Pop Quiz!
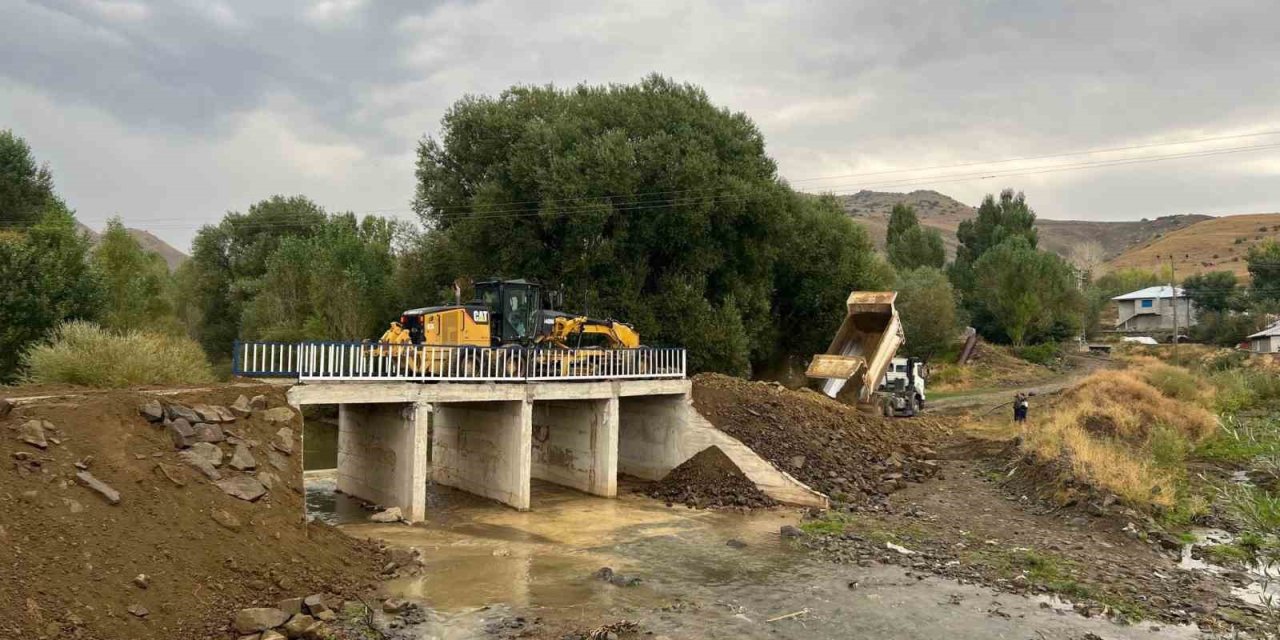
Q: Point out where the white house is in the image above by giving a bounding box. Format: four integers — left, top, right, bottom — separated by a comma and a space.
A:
1112, 286, 1198, 332
1248, 321, 1280, 354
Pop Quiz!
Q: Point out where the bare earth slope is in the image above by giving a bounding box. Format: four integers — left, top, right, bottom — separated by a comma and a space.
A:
0, 384, 385, 640
1106, 212, 1280, 279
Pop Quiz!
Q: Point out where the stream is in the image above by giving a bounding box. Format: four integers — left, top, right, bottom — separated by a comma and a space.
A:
305, 476, 1203, 639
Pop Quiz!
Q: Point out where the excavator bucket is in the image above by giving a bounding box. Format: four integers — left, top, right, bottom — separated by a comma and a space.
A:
805, 291, 905, 403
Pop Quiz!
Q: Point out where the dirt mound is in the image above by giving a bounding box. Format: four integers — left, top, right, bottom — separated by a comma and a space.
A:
645, 446, 777, 510
691, 374, 940, 505
0, 384, 385, 640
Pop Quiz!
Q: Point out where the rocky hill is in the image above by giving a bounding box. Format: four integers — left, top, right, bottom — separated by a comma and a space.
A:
77, 223, 188, 271
833, 190, 1210, 264
1105, 212, 1280, 280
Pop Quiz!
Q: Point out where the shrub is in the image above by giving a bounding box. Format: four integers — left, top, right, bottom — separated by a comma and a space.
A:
21, 321, 215, 388
1140, 363, 1204, 404
1015, 342, 1061, 366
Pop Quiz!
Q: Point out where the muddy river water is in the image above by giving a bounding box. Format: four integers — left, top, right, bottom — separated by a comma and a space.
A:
305, 473, 1202, 639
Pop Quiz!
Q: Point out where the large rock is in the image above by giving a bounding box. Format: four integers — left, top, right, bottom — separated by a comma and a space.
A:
278, 597, 304, 616
231, 395, 253, 417
192, 404, 222, 423
258, 470, 281, 490
165, 403, 201, 424
194, 423, 226, 443
303, 594, 330, 615
138, 400, 164, 422
250, 395, 268, 411
178, 450, 223, 481
214, 406, 238, 422
167, 419, 198, 449
18, 420, 50, 449
189, 442, 224, 468
369, 507, 402, 523
233, 608, 289, 634
282, 613, 320, 638
272, 427, 295, 454
229, 444, 257, 471
267, 450, 290, 472
263, 407, 295, 425
217, 476, 268, 502
75, 471, 121, 505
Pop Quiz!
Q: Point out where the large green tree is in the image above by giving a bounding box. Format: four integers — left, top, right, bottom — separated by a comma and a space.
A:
0, 129, 62, 227
895, 267, 960, 359
93, 218, 177, 332
885, 203, 946, 270
412, 75, 886, 374
1247, 239, 1280, 300
1181, 270, 1238, 313
243, 214, 404, 342
950, 189, 1039, 294
971, 236, 1082, 345
187, 195, 327, 354
0, 209, 102, 381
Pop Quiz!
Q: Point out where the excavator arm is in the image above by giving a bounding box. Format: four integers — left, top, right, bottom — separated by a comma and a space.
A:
540, 316, 640, 349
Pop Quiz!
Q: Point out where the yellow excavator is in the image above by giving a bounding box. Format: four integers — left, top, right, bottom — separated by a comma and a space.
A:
371, 279, 645, 377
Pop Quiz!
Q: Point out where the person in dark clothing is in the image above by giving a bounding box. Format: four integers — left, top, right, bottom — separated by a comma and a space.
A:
1013, 393, 1028, 422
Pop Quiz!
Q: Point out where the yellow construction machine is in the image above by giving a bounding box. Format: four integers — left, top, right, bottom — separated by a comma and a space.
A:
370, 279, 647, 377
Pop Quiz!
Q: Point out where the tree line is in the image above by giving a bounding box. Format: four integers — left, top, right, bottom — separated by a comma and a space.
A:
4, 76, 1278, 384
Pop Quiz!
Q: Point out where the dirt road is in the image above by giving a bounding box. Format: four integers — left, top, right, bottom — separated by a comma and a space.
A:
925, 355, 1110, 415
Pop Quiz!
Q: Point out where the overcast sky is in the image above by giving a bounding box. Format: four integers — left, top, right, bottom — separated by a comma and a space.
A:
3, 0, 1278, 251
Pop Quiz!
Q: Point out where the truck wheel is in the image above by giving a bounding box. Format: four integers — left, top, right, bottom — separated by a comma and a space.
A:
908, 396, 920, 417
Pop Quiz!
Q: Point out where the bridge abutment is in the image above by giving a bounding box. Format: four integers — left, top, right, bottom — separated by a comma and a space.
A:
432, 400, 532, 511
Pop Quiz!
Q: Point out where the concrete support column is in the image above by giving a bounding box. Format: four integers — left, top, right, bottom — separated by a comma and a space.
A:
336, 402, 429, 522
432, 400, 532, 510
530, 397, 618, 497
617, 394, 690, 481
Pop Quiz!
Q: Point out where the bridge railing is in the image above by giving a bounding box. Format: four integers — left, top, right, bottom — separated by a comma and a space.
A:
232, 341, 686, 382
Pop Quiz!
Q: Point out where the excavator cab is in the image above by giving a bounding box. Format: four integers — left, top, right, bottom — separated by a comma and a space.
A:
474, 279, 543, 346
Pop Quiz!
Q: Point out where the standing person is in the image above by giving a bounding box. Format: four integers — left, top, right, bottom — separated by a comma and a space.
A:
1013, 392, 1026, 422
1019, 393, 1030, 422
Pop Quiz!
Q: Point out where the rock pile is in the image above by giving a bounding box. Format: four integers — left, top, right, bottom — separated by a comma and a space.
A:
691, 374, 941, 506
644, 446, 777, 510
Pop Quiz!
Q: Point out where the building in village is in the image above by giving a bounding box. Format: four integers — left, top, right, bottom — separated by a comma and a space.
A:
1248, 321, 1280, 354
1112, 285, 1198, 332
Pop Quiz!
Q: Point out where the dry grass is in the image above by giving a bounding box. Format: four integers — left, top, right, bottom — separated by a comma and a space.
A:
1105, 212, 1280, 281
21, 321, 215, 388
1020, 367, 1218, 509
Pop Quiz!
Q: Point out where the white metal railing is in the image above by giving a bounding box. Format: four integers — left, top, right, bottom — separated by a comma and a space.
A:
232, 341, 686, 382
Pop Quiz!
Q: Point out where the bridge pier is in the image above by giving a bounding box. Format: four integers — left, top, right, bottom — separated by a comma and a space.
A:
290, 378, 828, 521
531, 397, 619, 498
336, 402, 428, 522
432, 400, 533, 510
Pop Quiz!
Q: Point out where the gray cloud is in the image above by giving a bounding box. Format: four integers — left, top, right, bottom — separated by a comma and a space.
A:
2, 0, 1277, 250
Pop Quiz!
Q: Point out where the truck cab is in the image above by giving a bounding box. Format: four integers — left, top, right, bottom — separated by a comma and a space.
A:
878, 357, 926, 417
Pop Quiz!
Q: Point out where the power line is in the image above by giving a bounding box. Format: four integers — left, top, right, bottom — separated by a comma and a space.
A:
12, 137, 1280, 232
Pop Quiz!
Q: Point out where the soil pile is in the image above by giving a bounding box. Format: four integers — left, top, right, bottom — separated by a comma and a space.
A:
645, 446, 777, 509
0, 384, 386, 640
691, 374, 942, 505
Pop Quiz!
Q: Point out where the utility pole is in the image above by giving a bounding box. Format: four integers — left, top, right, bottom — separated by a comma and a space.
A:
1168, 255, 1179, 365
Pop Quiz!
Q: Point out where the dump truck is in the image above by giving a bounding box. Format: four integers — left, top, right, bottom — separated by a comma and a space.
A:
805, 291, 909, 408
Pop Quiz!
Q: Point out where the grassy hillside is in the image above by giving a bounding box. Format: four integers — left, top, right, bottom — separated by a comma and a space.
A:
1105, 212, 1280, 280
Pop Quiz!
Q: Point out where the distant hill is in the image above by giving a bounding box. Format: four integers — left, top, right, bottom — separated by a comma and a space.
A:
833, 190, 1209, 265
1105, 212, 1280, 280
76, 222, 188, 271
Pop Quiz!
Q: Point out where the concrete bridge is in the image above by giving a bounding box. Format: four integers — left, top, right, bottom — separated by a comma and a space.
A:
239, 341, 827, 521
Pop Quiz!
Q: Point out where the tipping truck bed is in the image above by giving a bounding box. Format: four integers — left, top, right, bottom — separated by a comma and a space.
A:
805, 291, 905, 403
